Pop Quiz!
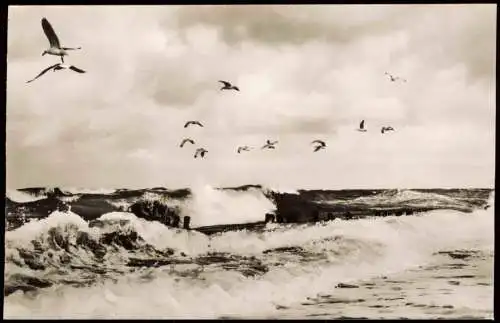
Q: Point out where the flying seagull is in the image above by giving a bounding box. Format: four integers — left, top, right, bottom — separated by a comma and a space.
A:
184, 121, 203, 128
180, 138, 195, 148
219, 80, 239, 91
41, 18, 81, 63
384, 72, 407, 83
237, 146, 251, 154
262, 140, 278, 150
381, 126, 395, 134
26, 63, 86, 83
357, 120, 367, 132
194, 148, 208, 159
311, 140, 327, 152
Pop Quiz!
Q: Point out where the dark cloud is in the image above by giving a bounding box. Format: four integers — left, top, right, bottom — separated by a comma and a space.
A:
172, 5, 406, 46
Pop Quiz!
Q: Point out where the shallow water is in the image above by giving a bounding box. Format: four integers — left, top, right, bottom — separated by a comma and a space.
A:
267, 248, 493, 319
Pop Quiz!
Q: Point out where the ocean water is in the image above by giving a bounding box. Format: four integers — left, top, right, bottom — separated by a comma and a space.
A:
3, 188, 494, 319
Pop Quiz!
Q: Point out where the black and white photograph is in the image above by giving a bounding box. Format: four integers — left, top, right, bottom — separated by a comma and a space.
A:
4, 4, 495, 319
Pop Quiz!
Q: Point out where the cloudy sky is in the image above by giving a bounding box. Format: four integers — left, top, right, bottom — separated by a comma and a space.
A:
6, 4, 496, 190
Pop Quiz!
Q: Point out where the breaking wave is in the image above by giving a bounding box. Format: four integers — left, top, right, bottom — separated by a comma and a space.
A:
6, 189, 47, 203
4, 194, 494, 318
183, 184, 276, 228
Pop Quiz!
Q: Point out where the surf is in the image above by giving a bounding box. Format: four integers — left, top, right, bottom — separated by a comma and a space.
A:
4, 193, 494, 318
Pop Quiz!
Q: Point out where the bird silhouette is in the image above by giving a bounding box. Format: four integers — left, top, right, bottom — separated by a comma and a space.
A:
26, 63, 86, 83
219, 80, 239, 91
357, 120, 367, 132
184, 121, 203, 128
194, 148, 208, 158
180, 138, 195, 148
237, 146, 251, 154
381, 126, 395, 134
262, 140, 278, 150
40, 18, 82, 63
311, 140, 327, 152
384, 72, 407, 83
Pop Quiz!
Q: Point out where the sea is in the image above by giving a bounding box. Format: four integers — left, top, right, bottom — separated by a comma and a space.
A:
3, 186, 494, 319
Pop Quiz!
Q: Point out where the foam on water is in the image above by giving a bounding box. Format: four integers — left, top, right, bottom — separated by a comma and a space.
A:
266, 186, 300, 195
62, 187, 117, 195
6, 189, 47, 203
4, 197, 493, 319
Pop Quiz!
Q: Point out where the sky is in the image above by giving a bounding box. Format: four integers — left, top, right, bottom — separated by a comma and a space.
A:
6, 4, 496, 190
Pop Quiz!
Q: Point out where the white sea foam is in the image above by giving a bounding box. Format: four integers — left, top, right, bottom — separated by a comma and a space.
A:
62, 187, 117, 195
6, 189, 47, 203
4, 201, 493, 319
181, 184, 276, 228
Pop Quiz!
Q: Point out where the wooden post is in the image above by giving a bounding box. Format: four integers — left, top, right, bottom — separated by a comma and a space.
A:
265, 213, 275, 223
172, 214, 180, 228
183, 216, 191, 230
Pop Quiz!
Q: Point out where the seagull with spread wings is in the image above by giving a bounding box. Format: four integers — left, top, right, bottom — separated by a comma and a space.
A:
194, 148, 208, 159
184, 121, 204, 128
262, 140, 278, 150
40, 18, 81, 63
381, 126, 395, 134
311, 140, 327, 152
180, 138, 195, 148
237, 146, 251, 154
384, 72, 407, 83
357, 120, 367, 132
26, 63, 86, 83
219, 80, 239, 91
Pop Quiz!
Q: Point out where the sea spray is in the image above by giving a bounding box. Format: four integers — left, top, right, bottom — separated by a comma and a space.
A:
182, 183, 276, 228
6, 189, 48, 203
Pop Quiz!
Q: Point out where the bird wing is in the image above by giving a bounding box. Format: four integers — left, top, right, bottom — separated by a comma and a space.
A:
312, 140, 325, 146
181, 139, 193, 147
233, 87, 240, 91
41, 18, 61, 48
69, 66, 86, 73
26, 64, 59, 83
195, 121, 203, 127
314, 146, 323, 152
381, 128, 385, 134
218, 80, 231, 87
184, 122, 192, 128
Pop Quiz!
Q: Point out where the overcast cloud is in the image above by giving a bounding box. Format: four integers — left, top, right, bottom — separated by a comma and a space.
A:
6, 4, 496, 189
